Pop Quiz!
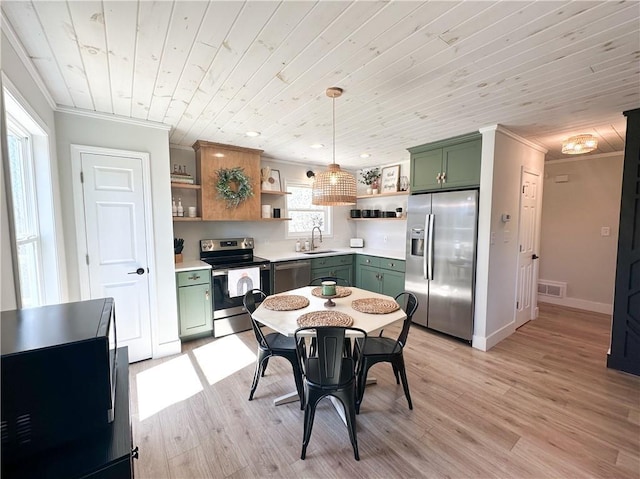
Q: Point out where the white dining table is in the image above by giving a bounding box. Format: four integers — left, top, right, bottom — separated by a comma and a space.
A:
252, 286, 406, 419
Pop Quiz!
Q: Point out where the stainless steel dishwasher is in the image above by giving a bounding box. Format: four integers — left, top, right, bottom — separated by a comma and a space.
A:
273, 260, 311, 293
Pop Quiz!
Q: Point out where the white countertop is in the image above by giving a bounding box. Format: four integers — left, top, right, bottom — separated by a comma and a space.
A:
174, 260, 212, 272
253, 286, 406, 337
174, 248, 405, 271
254, 247, 405, 262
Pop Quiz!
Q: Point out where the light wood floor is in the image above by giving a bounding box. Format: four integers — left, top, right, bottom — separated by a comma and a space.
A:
129, 304, 640, 478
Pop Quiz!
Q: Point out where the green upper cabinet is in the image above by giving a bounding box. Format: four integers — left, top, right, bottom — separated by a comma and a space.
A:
409, 133, 481, 193
410, 148, 443, 192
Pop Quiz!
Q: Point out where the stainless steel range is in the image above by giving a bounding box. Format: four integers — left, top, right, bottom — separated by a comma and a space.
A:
200, 238, 270, 337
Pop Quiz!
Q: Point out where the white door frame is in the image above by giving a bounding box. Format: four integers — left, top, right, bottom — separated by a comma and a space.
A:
516, 165, 543, 325
70, 144, 159, 351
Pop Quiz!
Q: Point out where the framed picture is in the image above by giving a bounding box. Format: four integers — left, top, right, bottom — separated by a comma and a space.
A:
381, 165, 400, 193
268, 169, 282, 192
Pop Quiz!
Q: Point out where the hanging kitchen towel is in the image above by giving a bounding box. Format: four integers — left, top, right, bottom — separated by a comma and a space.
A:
228, 267, 260, 298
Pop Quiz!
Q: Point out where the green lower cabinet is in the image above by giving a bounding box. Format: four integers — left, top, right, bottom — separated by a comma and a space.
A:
176, 270, 212, 339
358, 265, 381, 292
311, 264, 353, 286
311, 255, 353, 285
380, 269, 405, 298
356, 255, 405, 298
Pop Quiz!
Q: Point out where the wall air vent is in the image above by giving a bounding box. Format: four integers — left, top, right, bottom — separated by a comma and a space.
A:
538, 280, 567, 298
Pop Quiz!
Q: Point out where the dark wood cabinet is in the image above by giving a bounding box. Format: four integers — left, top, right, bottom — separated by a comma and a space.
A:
3, 347, 135, 478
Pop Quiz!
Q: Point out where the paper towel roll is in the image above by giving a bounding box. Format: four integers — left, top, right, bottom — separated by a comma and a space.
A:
261, 205, 271, 218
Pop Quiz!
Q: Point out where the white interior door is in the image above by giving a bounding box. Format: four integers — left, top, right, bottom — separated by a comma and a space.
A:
516, 169, 540, 329
74, 147, 153, 362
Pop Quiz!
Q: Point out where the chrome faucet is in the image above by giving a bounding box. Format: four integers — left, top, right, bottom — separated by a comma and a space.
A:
311, 226, 323, 251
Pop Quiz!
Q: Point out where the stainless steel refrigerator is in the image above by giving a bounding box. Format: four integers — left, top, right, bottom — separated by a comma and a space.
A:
405, 190, 478, 342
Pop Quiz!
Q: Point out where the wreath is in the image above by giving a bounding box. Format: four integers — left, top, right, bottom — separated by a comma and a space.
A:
216, 167, 254, 208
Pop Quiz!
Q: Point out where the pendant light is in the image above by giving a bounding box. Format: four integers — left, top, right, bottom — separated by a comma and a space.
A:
311, 87, 357, 206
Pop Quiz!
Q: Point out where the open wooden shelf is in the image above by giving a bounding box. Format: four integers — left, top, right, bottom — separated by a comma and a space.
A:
171, 182, 201, 190
173, 216, 202, 222
261, 190, 291, 195
356, 190, 409, 199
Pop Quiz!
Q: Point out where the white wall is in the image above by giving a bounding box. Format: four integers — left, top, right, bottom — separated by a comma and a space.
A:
170, 148, 358, 259
539, 153, 623, 313
475, 125, 546, 350
55, 111, 180, 358
354, 160, 409, 252
1, 29, 65, 309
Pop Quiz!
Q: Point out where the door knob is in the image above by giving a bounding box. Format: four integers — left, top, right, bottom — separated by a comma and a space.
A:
532, 254, 539, 260
128, 267, 145, 275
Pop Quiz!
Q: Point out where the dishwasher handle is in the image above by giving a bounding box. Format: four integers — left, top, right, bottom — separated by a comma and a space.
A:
274, 260, 312, 270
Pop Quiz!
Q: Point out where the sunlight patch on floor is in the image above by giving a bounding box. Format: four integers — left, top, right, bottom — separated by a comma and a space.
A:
136, 354, 202, 420
193, 334, 256, 386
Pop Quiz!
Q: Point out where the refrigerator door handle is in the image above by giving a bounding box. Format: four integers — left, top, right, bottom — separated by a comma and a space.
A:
421, 217, 428, 279
426, 214, 434, 280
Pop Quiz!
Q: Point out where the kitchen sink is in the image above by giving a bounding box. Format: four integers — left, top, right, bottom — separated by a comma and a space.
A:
302, 250, 336, 255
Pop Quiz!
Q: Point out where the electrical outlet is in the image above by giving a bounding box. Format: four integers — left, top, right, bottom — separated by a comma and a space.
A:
383, 235, 388, 242
601, 226, 610, 237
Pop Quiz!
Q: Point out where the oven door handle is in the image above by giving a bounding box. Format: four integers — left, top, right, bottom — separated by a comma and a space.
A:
211, 265, 270, 276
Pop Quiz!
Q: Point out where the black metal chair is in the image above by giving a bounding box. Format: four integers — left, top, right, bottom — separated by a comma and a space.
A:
294, 326, 367, 461
243, 290, 304, 408
307, 277, 352, 357
308, 276, 351, 287
354, 291, 418, 414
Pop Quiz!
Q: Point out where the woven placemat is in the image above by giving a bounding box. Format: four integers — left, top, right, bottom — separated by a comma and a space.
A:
311, 286, 352, 298
297, 311, 354, 327
351, 298, 400, 314
262, 295, 310, 311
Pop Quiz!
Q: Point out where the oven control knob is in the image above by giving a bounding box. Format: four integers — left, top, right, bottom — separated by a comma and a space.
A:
245, 239, 253, 248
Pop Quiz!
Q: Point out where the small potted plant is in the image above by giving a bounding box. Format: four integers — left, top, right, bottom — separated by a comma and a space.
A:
359, 167, 381, 195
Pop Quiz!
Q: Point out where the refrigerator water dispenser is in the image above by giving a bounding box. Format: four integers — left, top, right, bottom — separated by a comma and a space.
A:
410, 228, 425, 257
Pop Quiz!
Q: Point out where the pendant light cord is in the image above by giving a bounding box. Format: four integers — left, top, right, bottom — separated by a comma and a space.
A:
332, 96, 336, 165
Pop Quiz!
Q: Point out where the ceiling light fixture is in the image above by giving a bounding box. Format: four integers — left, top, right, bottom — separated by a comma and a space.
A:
311, 87, 356, 206
360, 153, 370, 159
245, 131, 261, 137
310, 143, 324, 149
561, 134, 598, 155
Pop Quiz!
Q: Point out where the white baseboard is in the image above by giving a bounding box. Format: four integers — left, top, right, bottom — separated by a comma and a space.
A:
473, 321, 516, 351
538, 296, 612, 315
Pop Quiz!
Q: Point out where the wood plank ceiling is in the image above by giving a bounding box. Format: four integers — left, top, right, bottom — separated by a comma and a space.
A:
2, 1, 638, 166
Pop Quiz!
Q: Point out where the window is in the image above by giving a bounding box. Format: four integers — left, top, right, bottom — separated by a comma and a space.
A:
286, 182, 332, 238
6, 120, 44, 307
3, 84, 63, 307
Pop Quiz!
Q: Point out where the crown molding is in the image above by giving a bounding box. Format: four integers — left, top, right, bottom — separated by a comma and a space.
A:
479, 124, 548, 154
56, 106, 172, 131
1, 15, 57, 110
169, 144, 195, 151
545, 151, 623, 165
